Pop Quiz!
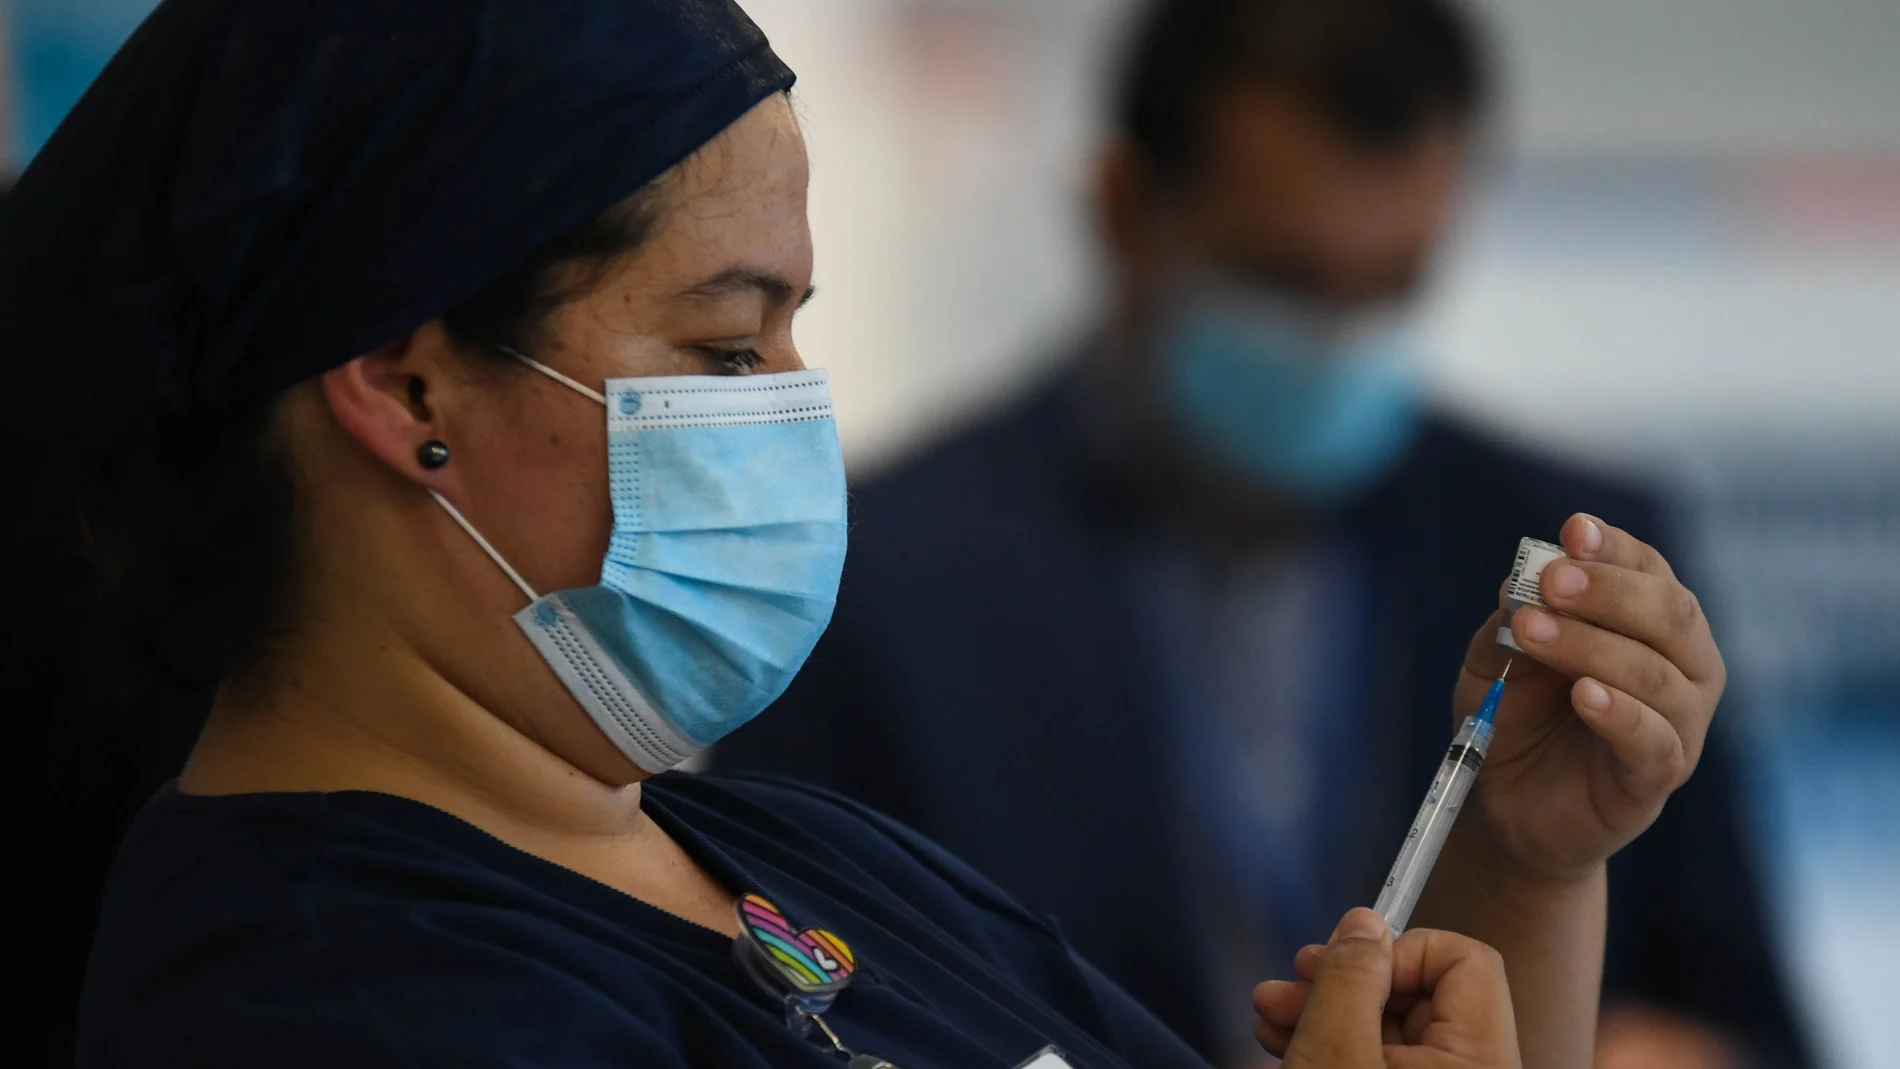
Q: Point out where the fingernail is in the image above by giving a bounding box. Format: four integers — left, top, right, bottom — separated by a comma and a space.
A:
1518, 607, 1560, 644
1545, 561, 1588, 600
1251, 979, 1294, 1008
1578, 516, 1604, 555
1334, 908, 1387, 944
1576, 678, 1611, 713
1254, 979, 1294, 998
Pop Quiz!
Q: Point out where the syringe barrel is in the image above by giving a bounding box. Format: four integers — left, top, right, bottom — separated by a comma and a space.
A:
1371, 716, 1494, 933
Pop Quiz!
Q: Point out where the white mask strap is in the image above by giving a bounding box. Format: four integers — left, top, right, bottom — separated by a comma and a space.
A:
426, 347, 600, 603
499, 346, 607, 406
428, 490, 540, 603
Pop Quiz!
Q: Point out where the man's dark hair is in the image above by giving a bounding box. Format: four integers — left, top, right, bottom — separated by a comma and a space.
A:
1115, 0, 1491, 178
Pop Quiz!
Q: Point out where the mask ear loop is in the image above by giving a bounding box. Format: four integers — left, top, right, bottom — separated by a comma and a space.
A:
428, 490, 540, 604
426, 347, 606, 604
498, 345, 607, 406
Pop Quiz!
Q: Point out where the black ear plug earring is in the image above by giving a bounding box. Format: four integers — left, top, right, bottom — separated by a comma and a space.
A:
417, 440, 450, 470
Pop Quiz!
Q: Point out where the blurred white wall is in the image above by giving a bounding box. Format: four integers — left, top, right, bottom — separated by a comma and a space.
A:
1423, 159, 1900, 465
745, 0, 1126, 468
1473, 0, 1900, 157
1432, 0, 1900, 464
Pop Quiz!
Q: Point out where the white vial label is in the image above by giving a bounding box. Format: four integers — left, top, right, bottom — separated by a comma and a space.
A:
1498, 536, 1567, 651
1505, 537, 1566, 609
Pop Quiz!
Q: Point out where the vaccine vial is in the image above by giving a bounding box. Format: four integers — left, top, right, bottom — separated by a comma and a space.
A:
1498, 537, 1567, 652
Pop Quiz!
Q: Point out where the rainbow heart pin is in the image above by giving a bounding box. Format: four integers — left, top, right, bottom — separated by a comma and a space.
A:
733, 893, 857, 1015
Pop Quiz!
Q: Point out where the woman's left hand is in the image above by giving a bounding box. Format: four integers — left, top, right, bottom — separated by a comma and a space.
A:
1455, 513, 1727, 881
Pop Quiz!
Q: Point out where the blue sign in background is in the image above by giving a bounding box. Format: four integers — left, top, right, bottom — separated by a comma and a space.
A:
7, 0, 160, 165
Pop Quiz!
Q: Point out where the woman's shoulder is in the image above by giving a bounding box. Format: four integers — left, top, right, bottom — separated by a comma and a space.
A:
92, 785, 532, 927
80, 787, 712, 1068
83, 785, 552, 972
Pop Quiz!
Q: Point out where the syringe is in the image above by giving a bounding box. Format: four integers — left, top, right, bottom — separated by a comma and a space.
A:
1372, 659, 1512, 934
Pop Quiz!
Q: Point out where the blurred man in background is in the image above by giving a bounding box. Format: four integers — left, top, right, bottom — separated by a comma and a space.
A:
717, 1, 1811, 1066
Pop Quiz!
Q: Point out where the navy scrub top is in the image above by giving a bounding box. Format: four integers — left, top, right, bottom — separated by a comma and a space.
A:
77, 772, 1212, 1069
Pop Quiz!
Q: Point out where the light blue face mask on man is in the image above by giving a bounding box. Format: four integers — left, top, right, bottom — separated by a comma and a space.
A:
1159, 280, 1424, 504
430, 356, 847, 774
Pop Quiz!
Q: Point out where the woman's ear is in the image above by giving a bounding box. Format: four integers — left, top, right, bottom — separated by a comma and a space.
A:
320, 331, 448, 484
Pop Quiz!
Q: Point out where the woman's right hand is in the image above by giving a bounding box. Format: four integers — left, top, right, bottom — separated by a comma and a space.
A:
1253, 907, 1523, 1069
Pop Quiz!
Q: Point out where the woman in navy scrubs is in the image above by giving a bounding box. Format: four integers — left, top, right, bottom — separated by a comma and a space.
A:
1, 3, 1729, 1067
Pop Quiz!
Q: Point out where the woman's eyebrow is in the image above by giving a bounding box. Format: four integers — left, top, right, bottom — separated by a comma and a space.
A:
675, 267, 817, 308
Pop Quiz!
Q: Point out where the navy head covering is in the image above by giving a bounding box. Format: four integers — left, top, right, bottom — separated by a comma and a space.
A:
0, 0, 794, 444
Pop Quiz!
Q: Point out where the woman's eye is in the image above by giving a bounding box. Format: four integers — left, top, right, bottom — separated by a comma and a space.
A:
693, 345, 765, 374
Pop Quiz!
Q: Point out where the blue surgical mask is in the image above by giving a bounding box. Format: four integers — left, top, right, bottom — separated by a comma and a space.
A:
1158, 281, 1423, 504
432, 356, 847, 773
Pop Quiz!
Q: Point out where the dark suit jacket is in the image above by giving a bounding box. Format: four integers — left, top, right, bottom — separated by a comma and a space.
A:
718, 372, 1811, 1064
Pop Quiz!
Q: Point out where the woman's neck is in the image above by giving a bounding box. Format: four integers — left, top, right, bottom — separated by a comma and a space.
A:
180, 609, 743, 937
181, 605, 648, 843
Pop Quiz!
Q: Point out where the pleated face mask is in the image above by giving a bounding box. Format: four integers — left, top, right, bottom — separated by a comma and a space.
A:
431, 354, 847, 773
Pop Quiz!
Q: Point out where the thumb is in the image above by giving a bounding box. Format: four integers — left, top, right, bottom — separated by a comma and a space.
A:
1283, 909, 1394, 1069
